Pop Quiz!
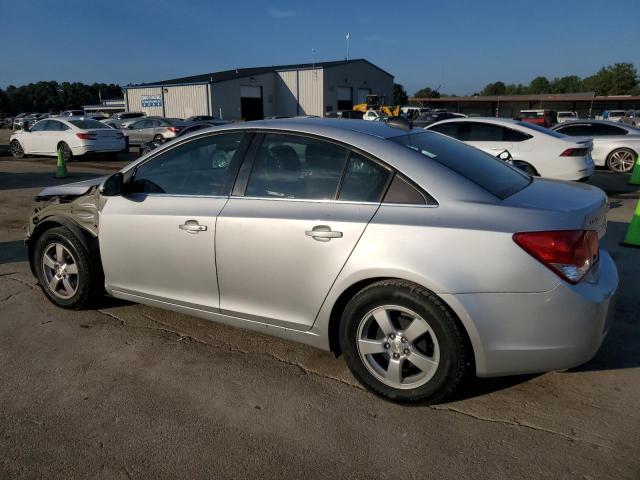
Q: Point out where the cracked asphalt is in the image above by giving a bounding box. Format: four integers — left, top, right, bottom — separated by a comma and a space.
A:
0, 129, 639, 479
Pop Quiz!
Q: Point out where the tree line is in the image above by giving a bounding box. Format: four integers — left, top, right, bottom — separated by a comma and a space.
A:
407, 62, 639, 100
0, 81, 123, 116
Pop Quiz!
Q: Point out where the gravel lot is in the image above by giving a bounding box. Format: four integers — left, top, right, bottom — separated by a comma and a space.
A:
0, 128, 638, 479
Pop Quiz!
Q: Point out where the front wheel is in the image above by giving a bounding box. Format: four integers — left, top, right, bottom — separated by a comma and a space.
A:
10, 140, 24, 159
34, 226, 100, 309
606, 148, 637, 173
339, 280, 468, 404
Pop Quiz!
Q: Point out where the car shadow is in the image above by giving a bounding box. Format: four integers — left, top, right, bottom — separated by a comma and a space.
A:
0, 171, 102, 190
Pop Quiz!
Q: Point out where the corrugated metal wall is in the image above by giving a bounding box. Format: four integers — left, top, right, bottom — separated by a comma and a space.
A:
323, 61, 393, 115
276, 71, 298, 116
297, 69, 323, 116
164, 85, 209, 118
126, 87, 163, 116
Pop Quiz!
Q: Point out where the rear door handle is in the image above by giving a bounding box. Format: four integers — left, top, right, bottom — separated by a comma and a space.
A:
179, 220, 207, 233
305, 225, 343, 242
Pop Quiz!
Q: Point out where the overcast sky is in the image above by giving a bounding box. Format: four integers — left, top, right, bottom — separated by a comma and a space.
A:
1, 0, 639, 95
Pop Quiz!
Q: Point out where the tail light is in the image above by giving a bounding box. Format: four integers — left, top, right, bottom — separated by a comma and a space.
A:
76, 132, 96, 140
168, 127, 180, 133
513, 230, 599, 284
560, 148, 589, 157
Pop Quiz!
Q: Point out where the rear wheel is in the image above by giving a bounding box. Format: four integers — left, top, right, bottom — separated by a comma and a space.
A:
153, 134, 164, 142
340, 280, 468, 404
606, 148, 636, 173
34, 226, 100, 309
10, 140, 24, 159
58, 142, 73, 163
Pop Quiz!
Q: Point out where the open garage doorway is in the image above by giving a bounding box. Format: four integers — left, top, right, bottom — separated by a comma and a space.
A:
337, 87, 353, 110
240, 86, 264, 120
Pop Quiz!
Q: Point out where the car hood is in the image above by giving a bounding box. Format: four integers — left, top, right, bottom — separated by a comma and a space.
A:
36, 176, 108, 201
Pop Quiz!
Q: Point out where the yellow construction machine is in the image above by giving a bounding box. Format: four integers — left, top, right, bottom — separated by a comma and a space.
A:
353, 94, 400, 117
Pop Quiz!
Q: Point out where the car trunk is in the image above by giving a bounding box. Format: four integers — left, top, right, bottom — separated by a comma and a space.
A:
502, 177, 608, 238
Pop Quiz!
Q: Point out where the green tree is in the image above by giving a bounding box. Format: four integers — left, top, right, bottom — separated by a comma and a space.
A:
481, 81, 506, 96
549, 75, 583, 93
413, 86, 440, 98
393, 83, 408, 105
583, 63, 638, 95
528, 76, 551, 94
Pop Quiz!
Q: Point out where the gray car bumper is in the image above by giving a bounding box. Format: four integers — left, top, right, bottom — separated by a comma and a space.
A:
442, 249, 619, 377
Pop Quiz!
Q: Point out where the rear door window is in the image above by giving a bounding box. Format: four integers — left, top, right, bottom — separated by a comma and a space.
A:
428, 122, 463, 139
245, 134, 349, 200
338, 153, 392, 202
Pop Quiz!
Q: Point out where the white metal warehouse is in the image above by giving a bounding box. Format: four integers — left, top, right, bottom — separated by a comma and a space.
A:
123, 59, 393, 120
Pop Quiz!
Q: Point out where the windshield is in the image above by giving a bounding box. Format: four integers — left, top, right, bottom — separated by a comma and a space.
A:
391, 132, 531, 199
558, 112, 575, 118
516, 121, 567, 138
69, 119, 109, 129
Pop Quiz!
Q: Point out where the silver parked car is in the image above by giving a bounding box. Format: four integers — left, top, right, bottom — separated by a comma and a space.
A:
123, 117, 186, 145
552, 119, 640, 173
25, 119, 617, 404
620, 110, 640, 128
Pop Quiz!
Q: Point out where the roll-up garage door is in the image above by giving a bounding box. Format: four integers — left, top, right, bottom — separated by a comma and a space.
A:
357, 88, 371, 104
240, 86, 263, 120
337, 87, 352, 110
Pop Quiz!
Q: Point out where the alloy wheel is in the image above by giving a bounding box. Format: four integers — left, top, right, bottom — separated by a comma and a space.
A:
356, 305, 440, 390
10, 141, 24, 158
608, 150, 636, 173
41, 242, 79, 299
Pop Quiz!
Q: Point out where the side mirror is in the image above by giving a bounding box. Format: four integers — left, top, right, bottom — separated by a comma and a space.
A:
22, 122, 30, 132
100, 172, 124, 196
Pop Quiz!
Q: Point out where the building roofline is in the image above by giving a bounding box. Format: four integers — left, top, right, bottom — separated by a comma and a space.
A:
410, 93, 640, 102
127, 59, 393, 88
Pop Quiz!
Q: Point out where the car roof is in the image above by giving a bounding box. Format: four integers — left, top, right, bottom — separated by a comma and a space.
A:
426, 116, 521, 127
210, 117, 417, 140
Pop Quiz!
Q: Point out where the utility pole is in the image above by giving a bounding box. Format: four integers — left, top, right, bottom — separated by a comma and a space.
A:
345, 33, 350, 60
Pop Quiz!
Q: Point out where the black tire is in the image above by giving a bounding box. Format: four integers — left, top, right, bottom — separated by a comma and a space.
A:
339, 280, 468, 404
153, 134, 164, 142
58, 142, 73, 163
606, 148, 637, 173
10, 140, 24, 159
33, 226, 101, 309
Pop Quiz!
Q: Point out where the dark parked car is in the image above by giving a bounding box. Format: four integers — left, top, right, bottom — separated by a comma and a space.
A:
411, 111, 465, 128
326, 110, 364, 119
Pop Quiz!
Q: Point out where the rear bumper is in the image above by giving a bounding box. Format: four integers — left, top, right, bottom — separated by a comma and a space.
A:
72, 140, 126, 156
442, 250, 618, 377
543, 157, 595, 181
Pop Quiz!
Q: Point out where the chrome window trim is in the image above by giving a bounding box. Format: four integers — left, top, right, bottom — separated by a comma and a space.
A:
125, 193, 230, 200
227, 195, 438, 208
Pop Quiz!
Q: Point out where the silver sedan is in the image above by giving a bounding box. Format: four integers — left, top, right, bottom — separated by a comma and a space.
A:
552, 119, 640, 173
25, 118, 618, 404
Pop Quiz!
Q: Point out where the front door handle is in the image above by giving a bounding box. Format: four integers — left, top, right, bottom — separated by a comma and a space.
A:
179, 220, 207, 234
305, 225, 343, 242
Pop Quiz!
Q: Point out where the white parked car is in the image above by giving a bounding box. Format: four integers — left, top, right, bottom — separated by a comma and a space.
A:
10, 117, 126, 162
557, 111, 578, 123
363, 110, 385, 122
57, 110, 86, 117
552, 120, 640, 173
603, 110, 626, 123
426, 117, 594, 181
